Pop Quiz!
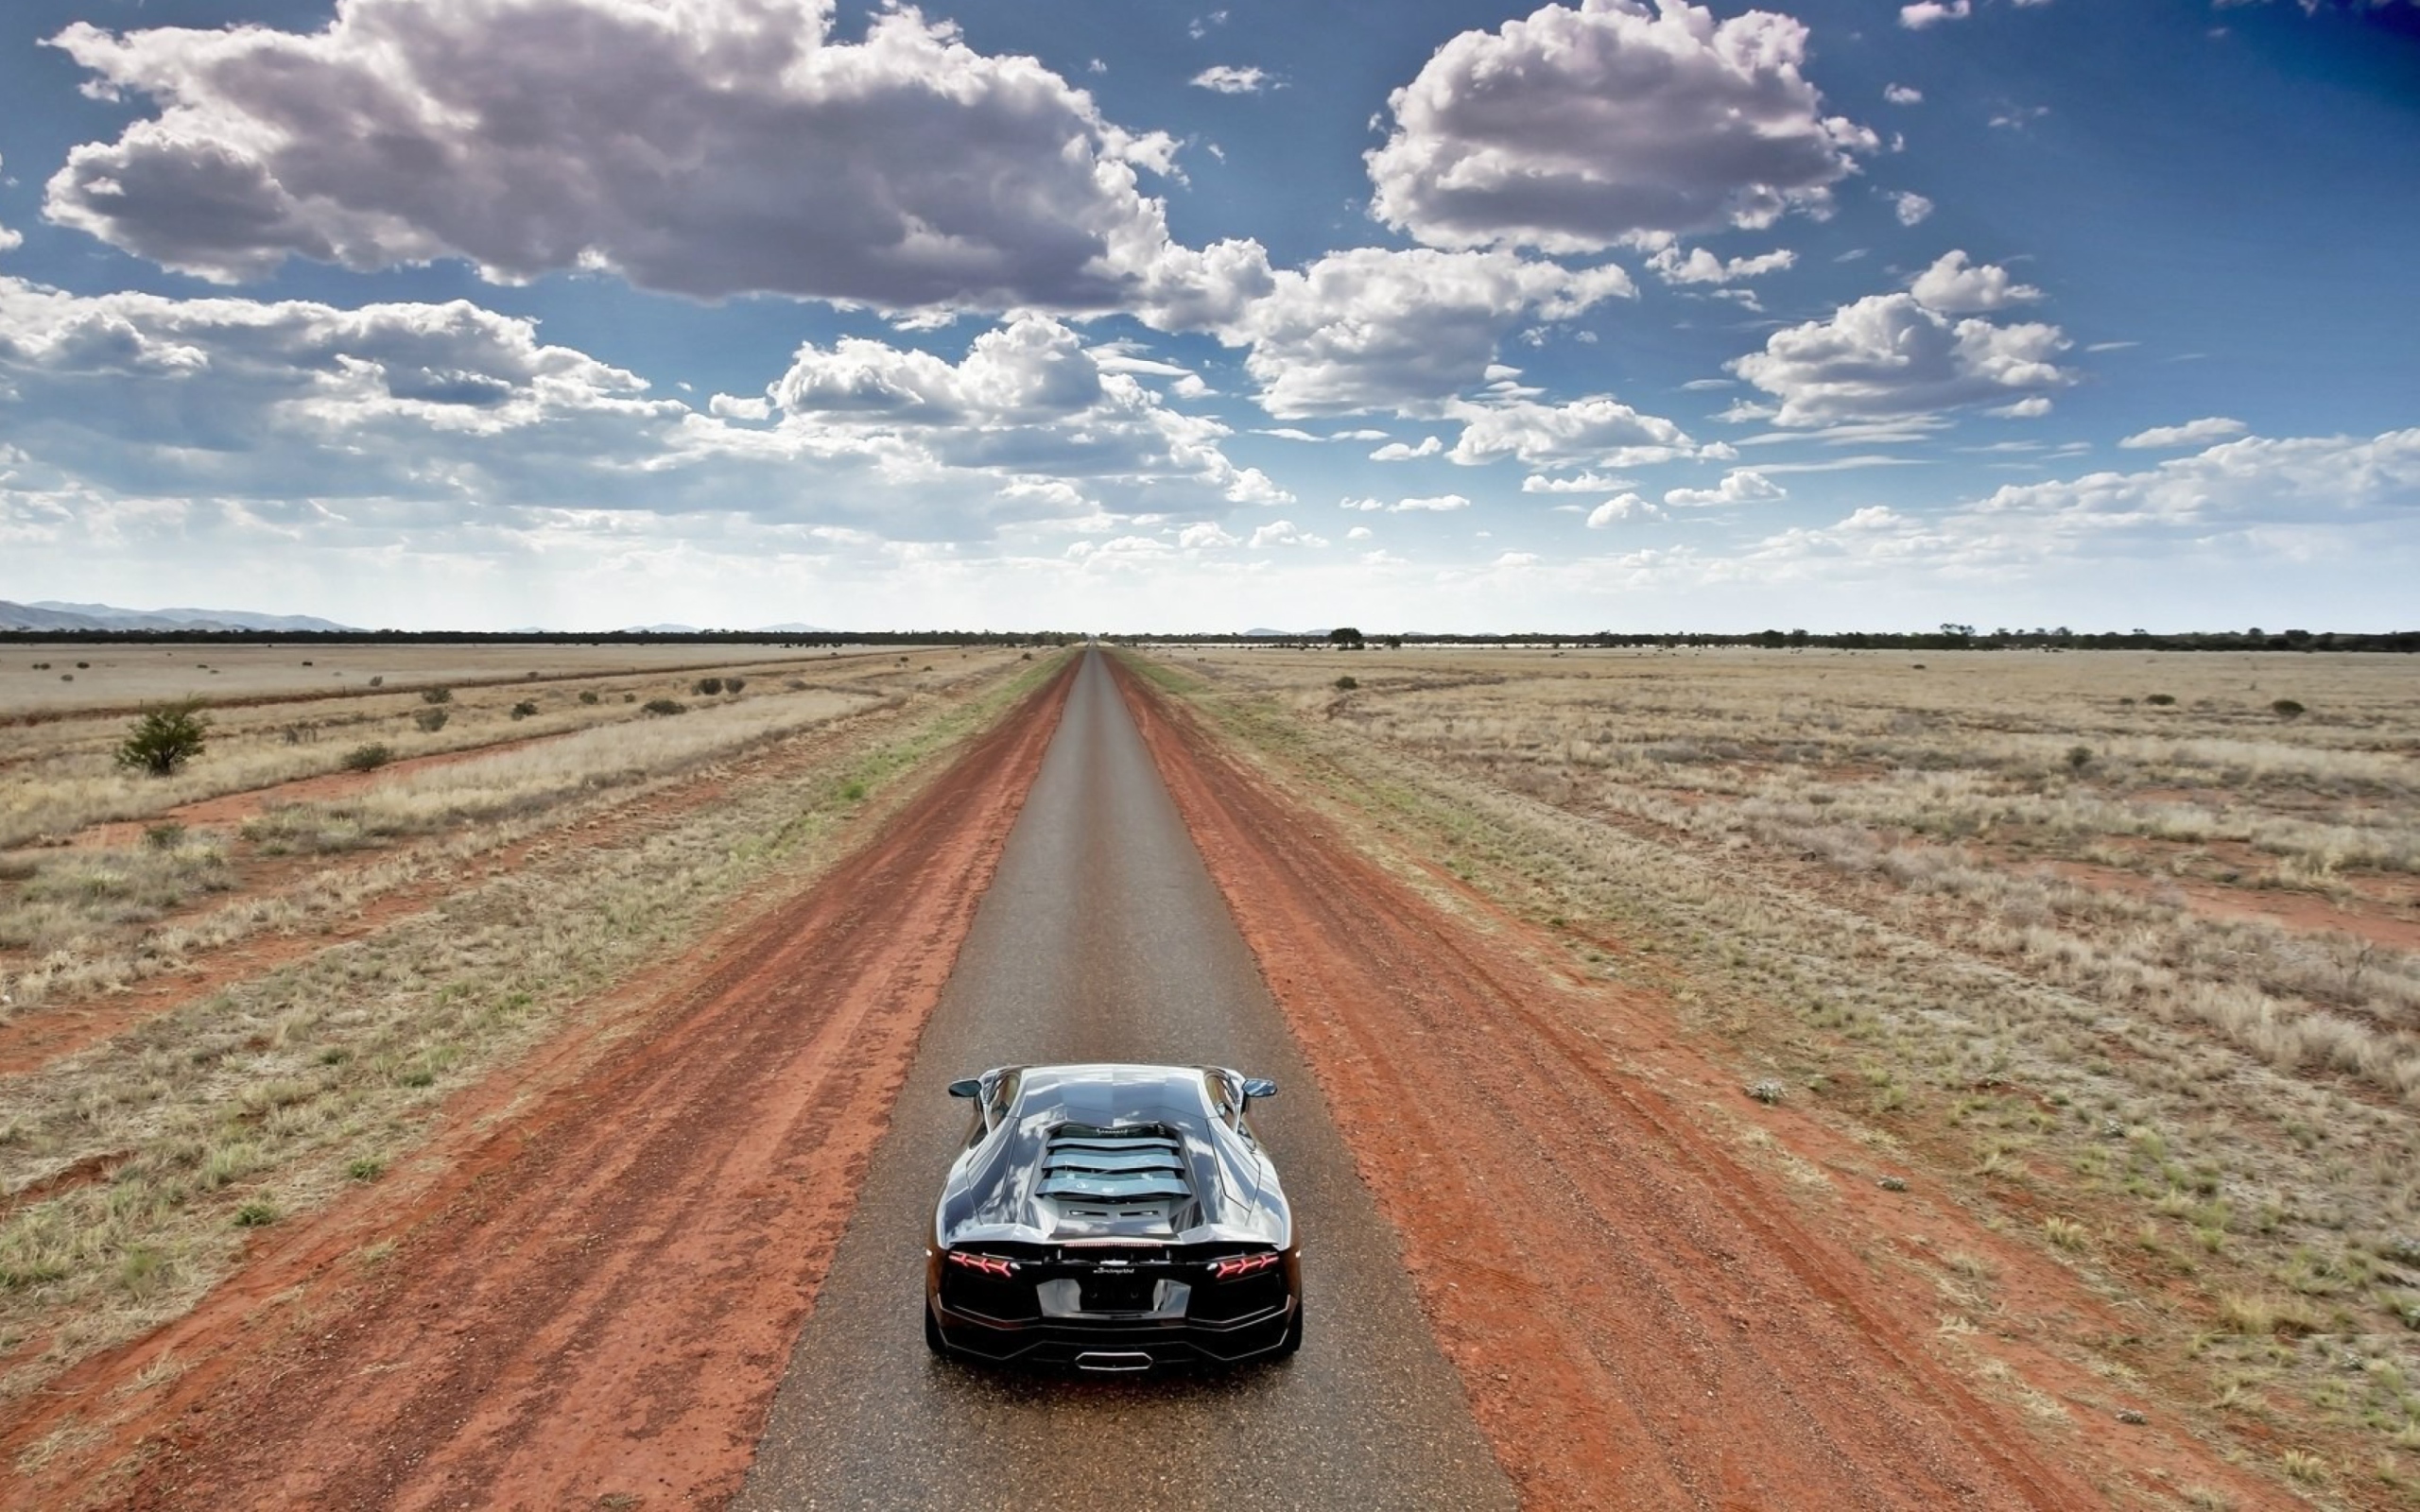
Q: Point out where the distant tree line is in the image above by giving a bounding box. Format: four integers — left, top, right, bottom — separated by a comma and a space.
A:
1108, 626, 2420, 653
0, 629, 1080, 648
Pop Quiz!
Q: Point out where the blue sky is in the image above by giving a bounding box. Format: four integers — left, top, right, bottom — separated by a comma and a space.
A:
0, 0, 2412, 631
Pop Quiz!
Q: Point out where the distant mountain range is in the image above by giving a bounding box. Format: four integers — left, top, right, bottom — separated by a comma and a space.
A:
0, 599, 357, 632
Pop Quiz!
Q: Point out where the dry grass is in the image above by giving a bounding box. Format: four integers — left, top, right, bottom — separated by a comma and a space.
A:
1135, 644, 2420, 1504
1, 653, 1012, 1008
0, 646, 962, 848
0, 649, 1061, 1406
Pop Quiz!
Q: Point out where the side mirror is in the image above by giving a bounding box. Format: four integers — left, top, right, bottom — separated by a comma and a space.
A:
1240, 1078, 1278, 1101
946, 1077, 982, 1099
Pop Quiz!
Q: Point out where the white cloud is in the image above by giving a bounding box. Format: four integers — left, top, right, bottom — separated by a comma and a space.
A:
1646, 247, 1798, 286
1191, 64, 1273, 93
1392, 493, 1473, 512
1371, 436, 1444, 460
1729, 290, 2073, 427
1910, 250, 2042, 313
1662, 468, 1786, 507
1966, 429, 2420, 530
1346, 524, 1374, 540
1219, 247, 1634, 416
1178, 522, 1238, 548
1521, 471, 1633, 493
2119, 416, 2249, 449
1900, 1, 1972, 27
1367, 0, 1876, 252
0, 279, 1283, 549
1586, 492, 1656, 526
1884, 83, 1924, 105
43, 0, 1246, 318
1249, 518, 1328, 547
1444, 394, 1698, 468
1891, 192, 1934, 227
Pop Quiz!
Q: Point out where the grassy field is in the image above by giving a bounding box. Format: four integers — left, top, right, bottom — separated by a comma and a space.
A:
1139, 644, 2420, 1504
0, 642, 1060, 1423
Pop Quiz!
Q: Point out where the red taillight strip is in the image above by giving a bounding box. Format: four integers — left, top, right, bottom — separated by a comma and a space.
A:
946, 1250, 1016, 1279
1211, 1251, 1281, 1280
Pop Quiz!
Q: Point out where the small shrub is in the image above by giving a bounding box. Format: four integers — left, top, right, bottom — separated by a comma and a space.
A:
60, 674, 72, 681
421, 687, 453, 705
367, 676, 383, 688
724, 678, 746, 694
1021, 652, 1033, 661
281, 721, 320, 745
510, 699, 539, 720
143, 821, 187, 850
301, 660, 313, 666
1746, 1078, 1786, 1105
75, 661, 90, 669
2271, 698, 2306, 719
622, 693, 636, 703
786, 679, 807, 691
1334, 675, 1359, 692
413, 708, 450, 732
233, 1200, 279, 1228
342, 743, 393, 772
579, 690, 600, 705
642, 697, 687, 716
2066, 745, 2092, 773
345, 1157, 386, 1181
841, 780, 868, 801
2043, 1215, 2090, 1250
694, 677, 724, 696
116, 698, 211, 777
2145, 693, 2176, 706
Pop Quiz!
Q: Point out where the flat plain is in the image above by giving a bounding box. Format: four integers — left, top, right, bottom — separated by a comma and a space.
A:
1138, 643, 2420, 1505
0, 638, 1049, 1491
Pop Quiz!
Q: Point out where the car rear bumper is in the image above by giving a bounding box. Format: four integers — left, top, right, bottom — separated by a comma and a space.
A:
930, 1296, 1297, 1369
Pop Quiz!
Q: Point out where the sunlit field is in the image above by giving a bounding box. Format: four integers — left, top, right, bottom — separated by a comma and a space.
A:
1145, 643, 2420, 1488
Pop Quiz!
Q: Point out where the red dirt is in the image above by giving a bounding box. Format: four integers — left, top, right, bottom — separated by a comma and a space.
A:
0, 662, 1073, 1511
1114, 660, 2273, 1510
2045, 857, 2420, 954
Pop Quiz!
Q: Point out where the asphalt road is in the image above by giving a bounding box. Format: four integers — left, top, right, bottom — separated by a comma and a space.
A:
737, 650, 1515, 1511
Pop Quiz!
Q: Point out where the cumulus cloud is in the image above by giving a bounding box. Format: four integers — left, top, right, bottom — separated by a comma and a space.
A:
1218, 247, 1634, 416
1891, 192, 1934, 226
1371, 436, 1444, 460
1900, 1, 1971, 27
2119, 416, 2249, 449
1249, 518, 1327, 547
1339, 493, 1471, 513
1966, 428, 2420, 530
42, 0, 1264, 318
1443, 394, 1698, 468
1191, 64, 1273, 93
1366, 0, 1877, 253
1884, 83, 1924, 105
1521, 471, 1633, 493
1646, 247, 1798, 286
0, 279, 1285, 545
1910, 250, 2042, 313
1662, 468, 1785, 506
1729, 288, 2073, 426
1586, 492, 1657, 525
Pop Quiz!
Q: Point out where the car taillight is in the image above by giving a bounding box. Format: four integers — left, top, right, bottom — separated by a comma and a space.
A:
1212, 1251, 1281, 1280
947, 1251, 1016, 1279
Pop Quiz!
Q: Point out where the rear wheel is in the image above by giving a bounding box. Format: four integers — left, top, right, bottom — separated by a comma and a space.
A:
925, 1302, 948, 1357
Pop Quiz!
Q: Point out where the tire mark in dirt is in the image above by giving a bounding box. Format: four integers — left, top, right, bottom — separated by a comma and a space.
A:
1113, 658, 2108, 1511
0, 660, 1075, 1512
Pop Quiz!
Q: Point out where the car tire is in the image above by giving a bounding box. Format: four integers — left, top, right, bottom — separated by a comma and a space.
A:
925, 1303, 948, 1357
1277, 1299, 1304, 1358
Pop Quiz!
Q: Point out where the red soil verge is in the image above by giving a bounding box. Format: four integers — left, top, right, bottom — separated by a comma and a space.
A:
0, 662, 1074, 1511
1114, 661, 2268, 1510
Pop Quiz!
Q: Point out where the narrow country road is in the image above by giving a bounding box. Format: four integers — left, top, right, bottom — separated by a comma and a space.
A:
737, 649, 1515, 1510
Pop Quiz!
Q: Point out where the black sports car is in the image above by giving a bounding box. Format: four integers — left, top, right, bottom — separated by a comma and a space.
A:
925, 1062, 1302, 1372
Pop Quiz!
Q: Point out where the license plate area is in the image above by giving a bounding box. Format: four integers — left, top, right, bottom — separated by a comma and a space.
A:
1080, 1274, 1157, 1313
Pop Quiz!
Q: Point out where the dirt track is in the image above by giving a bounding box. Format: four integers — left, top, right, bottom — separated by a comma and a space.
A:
1111, 657, 2235, 1509
2, 647, 2280, 1508
0, 662, 1074, 1509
